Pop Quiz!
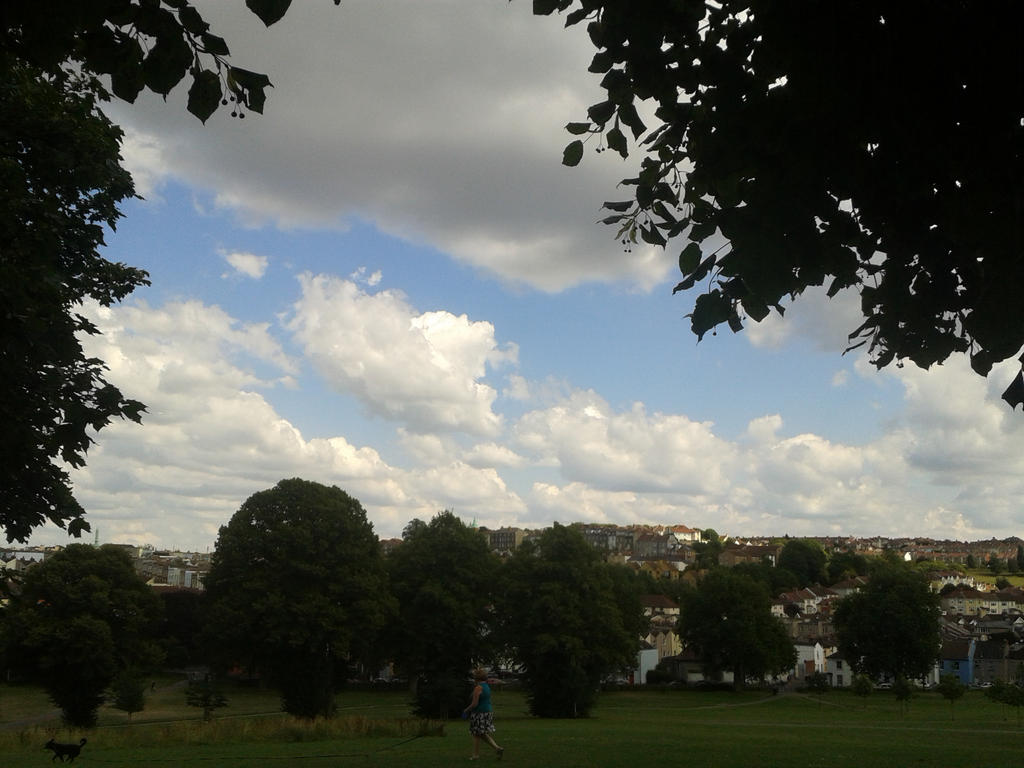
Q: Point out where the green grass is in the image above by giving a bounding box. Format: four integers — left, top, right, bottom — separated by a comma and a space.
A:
3, 683, 1024, 768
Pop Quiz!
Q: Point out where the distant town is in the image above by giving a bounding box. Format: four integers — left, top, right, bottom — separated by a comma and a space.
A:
4, 524, 1021, 593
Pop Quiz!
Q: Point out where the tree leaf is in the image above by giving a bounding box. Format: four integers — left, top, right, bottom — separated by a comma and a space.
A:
679, 242, 701, 275
562, 139, 584, 167
245, 0, 293, 26
565, 121, 591, 135
187, 69, 222, 123
200, 33, 230, 56
689, 291, 732, 341
606, 125, 627, 157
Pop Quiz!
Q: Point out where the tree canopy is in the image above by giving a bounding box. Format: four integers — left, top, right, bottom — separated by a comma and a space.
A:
0, 544, 164, 726
386, 511, 500, 718
0, 0, 317, 543
777, 539, 827, 587
498, 523, 644, 717
203, 478, 393, 718
544, 1, 1024, 406
677, 568, 795, 689
0, 62, 147, 543
833, 565, 941, 681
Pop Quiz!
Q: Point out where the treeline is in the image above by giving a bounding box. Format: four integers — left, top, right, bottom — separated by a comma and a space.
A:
0, 479, 647, 726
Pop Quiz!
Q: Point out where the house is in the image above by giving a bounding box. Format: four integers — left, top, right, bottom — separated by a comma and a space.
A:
941, 587, 988, 616
825, 651, 852, 688
940, 638, 975, 686
829, 576, 867, 598
719, 544, 781, 567
640, 594, 682, 660
631, 643, 659, 685
792, 640, 826, 681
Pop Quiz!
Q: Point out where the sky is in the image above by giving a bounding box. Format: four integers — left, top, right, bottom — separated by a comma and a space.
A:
24, 0, 1024, 551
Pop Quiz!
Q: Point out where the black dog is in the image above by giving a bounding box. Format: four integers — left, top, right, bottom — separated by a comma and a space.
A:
44, 738, 87, 763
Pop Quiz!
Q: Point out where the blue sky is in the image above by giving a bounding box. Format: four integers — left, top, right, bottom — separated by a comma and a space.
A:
26, 0, 1024, 551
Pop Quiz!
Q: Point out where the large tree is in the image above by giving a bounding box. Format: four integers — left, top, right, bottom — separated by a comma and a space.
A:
544, 1, 1024, 407
498, 523, 645, 717
0, 61, 147, 543
777, 539, 827, 587
0, 0, 301, 542
386, 511, 500, 718
203, 478, 393, 718
833, 565, 941, 681
677, 568, 795, 689
0, 544, 164, 726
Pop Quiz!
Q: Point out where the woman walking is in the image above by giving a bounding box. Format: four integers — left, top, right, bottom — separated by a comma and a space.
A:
463, 668, 504, 760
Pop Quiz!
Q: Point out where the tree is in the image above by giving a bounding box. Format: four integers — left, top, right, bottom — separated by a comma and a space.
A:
892, 675, 914, 716
0, 544, 163, 726
777, 540, 827, 587
203, 478, 393, 719
936, 674, 966, 721
0, 0, 315, 542
0, 61, 147, 543
833, 565, 941, 682
498, 523, 644, 717
186, 677, 229, 722
386, 511, 499, 719
987, 680, 1024, 726
110, 668, 146, 721
826, 551, 869, 584
677, 569, 795, 690
544, 1, 1024, 406
692, 529, 723, 570
850, 673, 873, 705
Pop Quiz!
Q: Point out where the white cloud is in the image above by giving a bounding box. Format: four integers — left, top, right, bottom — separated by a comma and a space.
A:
106, 0, 673, 292
221, 249, 269, 279
286, 273, 514, 436
514, 390, 737, 495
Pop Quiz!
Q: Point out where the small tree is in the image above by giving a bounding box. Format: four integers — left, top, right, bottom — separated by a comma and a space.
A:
936, 674, 966, 720
186, 678, 229, 722
805, 671, 829, 709
893, 676, 913, 716
851, 674, 873, 706
110, 669, 146, 721
986, 680, 1024, 726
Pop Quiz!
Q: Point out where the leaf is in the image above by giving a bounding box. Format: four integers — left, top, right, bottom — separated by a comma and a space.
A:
565, 122, 591, 135
617, 102, 646, 139
679, 242, 701, 275
142, 32, 192, 95
187, 69, 222, 123
533, 0, 561, 15
245, 0, 293, 26
689, 292, 732, 341
178, 6, 209, 34
228, 67, 273, 113
587, 100, 616, 126
1002, 371, 1024, 409
200, 33, 230, 56
640, 225, 666, 246
562, 140, 584, 167
603, 200, 633, 212
606, 126, 627, 158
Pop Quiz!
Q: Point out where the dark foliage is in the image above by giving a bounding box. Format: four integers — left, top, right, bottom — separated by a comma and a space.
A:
544, 1, 1024, 402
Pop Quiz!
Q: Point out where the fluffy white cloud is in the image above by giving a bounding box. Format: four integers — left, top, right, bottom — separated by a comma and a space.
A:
107, 0, 673, 292
221, 250, 269, 279
54, 297, 533, 548
286, 273, 514, 435
514, 390, 738, 494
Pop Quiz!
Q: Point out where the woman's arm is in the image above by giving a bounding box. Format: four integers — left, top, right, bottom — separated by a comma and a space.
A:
464, 684, 482, 714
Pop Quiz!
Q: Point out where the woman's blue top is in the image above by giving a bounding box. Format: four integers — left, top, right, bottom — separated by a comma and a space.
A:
475, 682, 492, 713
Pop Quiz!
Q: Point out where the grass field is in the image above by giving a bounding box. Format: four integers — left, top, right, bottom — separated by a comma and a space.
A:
3, 681, 1024, 768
